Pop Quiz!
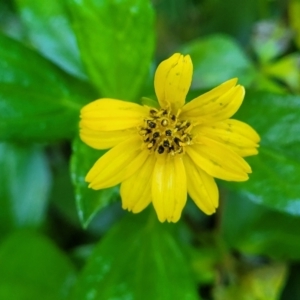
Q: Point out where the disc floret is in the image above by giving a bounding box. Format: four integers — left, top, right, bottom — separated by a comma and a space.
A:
139, 108, 193, 155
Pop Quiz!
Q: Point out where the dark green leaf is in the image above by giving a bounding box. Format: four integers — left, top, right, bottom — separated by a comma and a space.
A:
15, 0, 85, 78
68, 0, 155, 100
0, 1, 25, 40
0, 33, 96, 142
73, 211, 199, 300
0, 231, 76, 300
0, 143, 50, 237
230, 91, 300, 215
70, 138, 119, 228
221, 193, 300, 260
281, 264, 300, 300
181, 34, 256, 89
49, 156, 80, 227
204, 0, 261, 40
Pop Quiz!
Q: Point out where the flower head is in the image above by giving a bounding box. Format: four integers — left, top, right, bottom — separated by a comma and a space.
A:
80, 53, 260, 222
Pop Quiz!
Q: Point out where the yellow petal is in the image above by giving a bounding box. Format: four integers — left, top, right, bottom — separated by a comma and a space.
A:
186, 136, 251, 181
181, 79, 244, 124
193, 119, 260, 157
152, 155, 187, 223
80, 98, 148, 131
181, 78, 237, 111
86, 136, 148, 189
120, 154, 156, 213
154, 53, 193, 112
183, 155, 218, 215
229, 147, 259, 157
80, 127, 135, 150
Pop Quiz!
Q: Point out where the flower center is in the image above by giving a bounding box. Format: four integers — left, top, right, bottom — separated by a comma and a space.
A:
139, 108, 193, 155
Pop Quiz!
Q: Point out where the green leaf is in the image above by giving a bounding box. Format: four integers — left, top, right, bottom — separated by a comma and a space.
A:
73, 211, 199, 300
202, 0, 260, 39
0, 33, 96, 142
68, 0, 155, 100
70, 138, 119, 228
281, 264, 300, 300
221, 194, 300, 260
0, 143, 50, 237
263, 53, 300, 92
15, 0, 85, 78
0, 231, 76, 300
181, 34, 256, 89
251, 73, 287, 94
289, 0, 300, 49
251, 20, 291, 64
49, 156, 80, 228
229, 91, 300, 216
214, 258, 287, 300
0, 1, 25, 40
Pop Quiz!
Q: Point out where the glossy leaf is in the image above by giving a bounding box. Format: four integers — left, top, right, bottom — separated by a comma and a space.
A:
228, 91, 300, 215
0, 33, 96, 142
73, 211, 199, 300
15, 0, 85, 78
221, 194, 300, 260
0, 231, 76, 300
68, 0, 155, 100
181, 34, 256, 89
0, 143, 50, 237
71, 138, 119, 228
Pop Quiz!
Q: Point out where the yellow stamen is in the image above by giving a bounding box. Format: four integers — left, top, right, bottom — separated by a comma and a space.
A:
139, 108, 193, 156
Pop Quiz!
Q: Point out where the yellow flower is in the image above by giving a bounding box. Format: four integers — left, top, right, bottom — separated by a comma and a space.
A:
80, 53, 260, 223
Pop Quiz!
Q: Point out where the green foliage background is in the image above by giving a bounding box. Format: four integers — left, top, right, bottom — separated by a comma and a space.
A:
1, 0, 300, 299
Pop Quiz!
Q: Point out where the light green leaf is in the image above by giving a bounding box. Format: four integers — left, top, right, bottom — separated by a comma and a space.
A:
0, 33, 96, 141
68, 0, 155, 100
181, 34, 256, 89
289, 0, 300, 49
214, 257, 287, 300
228, 91, 300, 216
15, 0, 85, 78
263, 53, 300, 92
73, 211, 199, 300
70, 138, 119, 228
0, 143, 50, 237
252, 73, 287, 93
0, 231, 76, 300
251, 20, 291, 63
